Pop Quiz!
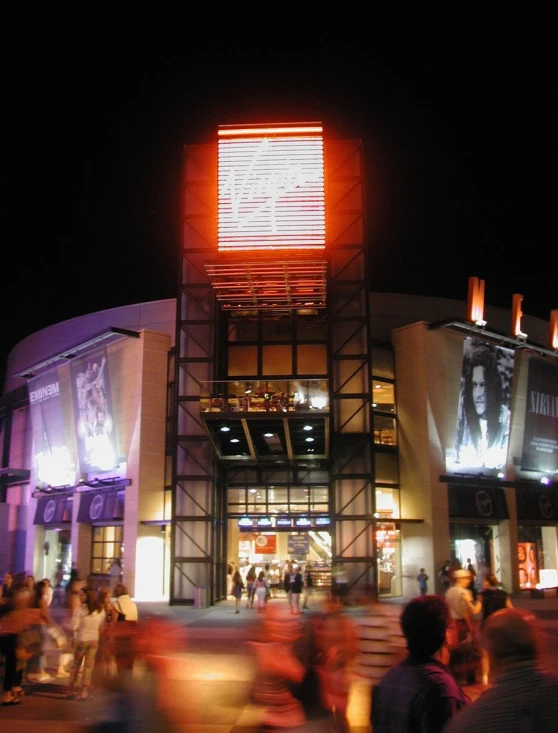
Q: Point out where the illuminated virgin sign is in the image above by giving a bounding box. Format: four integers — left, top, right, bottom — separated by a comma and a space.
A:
218, 123, 325, 251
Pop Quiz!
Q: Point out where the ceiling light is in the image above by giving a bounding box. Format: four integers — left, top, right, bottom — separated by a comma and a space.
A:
264, 432, 273, 438
303, 425, 313, 431
231, 438, 239, 443
305, 437, 314, 442
220, 426, 230, 432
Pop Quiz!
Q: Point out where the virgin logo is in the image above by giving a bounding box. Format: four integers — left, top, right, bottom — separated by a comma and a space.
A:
220, 138, 321, 233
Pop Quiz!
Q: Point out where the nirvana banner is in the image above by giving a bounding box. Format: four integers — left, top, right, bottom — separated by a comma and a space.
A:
70, 349, 119, 474
450, 338, 514, 473
28, 371, 76, 487
521, 357, 558, 473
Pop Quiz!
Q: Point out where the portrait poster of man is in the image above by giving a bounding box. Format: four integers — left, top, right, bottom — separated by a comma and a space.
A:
520, 357, 558, 473
70, 349, 119, 473
453, 338, 514, 471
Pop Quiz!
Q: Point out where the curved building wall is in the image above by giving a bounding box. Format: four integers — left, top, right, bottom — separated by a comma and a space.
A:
4, 299, 176, 394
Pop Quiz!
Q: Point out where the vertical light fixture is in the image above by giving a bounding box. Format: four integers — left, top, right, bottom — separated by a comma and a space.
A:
467, 276, 486, 327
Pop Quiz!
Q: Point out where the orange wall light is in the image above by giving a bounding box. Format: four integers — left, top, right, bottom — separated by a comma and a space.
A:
217, 123, 325, 251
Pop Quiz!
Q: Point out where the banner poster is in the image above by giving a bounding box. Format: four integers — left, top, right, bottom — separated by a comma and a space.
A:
254, 534, 277, 554
288, 533, 309, 555
517, 542, 538, 588
28, 370, 76, 487
520, 358, 558, 473
449, 338, 514, 473
70, 349, 119, 473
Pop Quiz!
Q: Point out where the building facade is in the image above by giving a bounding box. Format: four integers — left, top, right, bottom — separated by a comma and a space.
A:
1, 124, 556, 603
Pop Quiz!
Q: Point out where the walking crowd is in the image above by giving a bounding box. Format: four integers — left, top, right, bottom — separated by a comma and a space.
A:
230, 558, 557, 732
0, 568, 139, 709
2, 559, 557, 732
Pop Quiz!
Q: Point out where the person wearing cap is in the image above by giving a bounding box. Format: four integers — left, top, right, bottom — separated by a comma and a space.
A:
444, 607, 558, 732
445, 568, 482, 684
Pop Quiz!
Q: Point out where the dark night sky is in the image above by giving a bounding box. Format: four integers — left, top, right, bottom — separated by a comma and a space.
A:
3, 11, 556, 389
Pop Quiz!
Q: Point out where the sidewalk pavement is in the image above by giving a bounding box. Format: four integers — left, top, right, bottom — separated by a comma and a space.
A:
2, 591, 557, 732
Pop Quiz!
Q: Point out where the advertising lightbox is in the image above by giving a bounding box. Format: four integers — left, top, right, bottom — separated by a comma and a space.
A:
218, 123, 325, 251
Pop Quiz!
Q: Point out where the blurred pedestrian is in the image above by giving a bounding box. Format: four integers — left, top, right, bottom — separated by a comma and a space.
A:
254, 570, 268, 612
0, 571, 15, 604
372, 595, 470, 733
26, 579, 53, 683
67, 585, 106, 700
444, 607, 558, 732
0, 582, 35, 705
445, 568, 482, 684
313, 595, 360, 731
92, 585, 118, 687
302, 564, 314, 610
230, 569, 244, 614
438, 561, 452, 593
246, 565, 257, 609
479, 572, 513, 685
417, 568, 429, 595
112, 583, 138, 680
349, 585, 407, 726
108, 558, 122, 593
249, 605, 306, 729
466, 557, 477, 600
290, 565, 303, 615
283, 563, 294, 609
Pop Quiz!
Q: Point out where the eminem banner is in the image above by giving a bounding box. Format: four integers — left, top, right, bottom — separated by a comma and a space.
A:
28, 371, 76, 487
520, 357, 558, 473
449, 338, 514, 473
70, 349, 119, 474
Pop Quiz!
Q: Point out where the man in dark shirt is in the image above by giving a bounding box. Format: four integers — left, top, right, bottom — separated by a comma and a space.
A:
372, 595, 470, 733
444, 607, 558, 733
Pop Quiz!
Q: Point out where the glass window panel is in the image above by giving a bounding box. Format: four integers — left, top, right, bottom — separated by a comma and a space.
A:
268, 488, 288, 503
376, 523, 401, 597
374, 452, 399, 485
262, 320, 293, 341
375, 488, 400, 519
290, 488, 309, 502
297, 345, 327, 375
228, 488, 247, 504
373, 414, 397, 446
372, 380, 395, 413
262, 345, 292, 374
228, 320, 258, 342
312, 504, 329, 513
371, 347, 395, 379
228, 346, 257, 376
227, 505, 247, 515
308, 487, 329, 502
297, 319, 326, 340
